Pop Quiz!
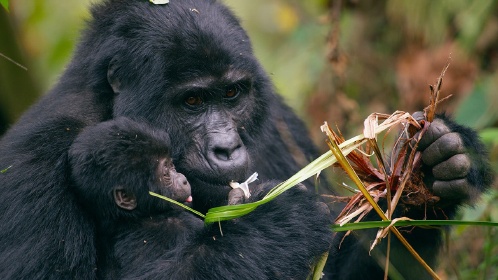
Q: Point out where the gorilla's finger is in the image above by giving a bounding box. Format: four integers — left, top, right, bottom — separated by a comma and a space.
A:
417, 119, 451, 151
422, 132, 465, 166
295, 183, 308, 192
412, 111, 425, 122
432, 179, 478, 203
228, 188, 245, 205
432, 154, 471, 181
316, 202, 331, 219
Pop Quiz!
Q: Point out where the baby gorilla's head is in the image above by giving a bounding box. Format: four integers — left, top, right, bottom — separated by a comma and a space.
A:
69, 118, 193, 221
114, 157, 192, 212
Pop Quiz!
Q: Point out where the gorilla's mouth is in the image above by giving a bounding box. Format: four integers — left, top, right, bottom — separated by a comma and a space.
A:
175, 135, 250, 186
185, 176, 235, 211
176, 155, 249, 188
186, 175, 233, 192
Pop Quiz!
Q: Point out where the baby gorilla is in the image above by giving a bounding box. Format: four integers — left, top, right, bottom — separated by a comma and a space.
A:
114, 155, 192, 212
69, 117, 195, 215
69, 118, 242, 278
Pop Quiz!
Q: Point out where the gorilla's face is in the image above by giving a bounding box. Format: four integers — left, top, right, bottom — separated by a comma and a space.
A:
102, 0, 272, 209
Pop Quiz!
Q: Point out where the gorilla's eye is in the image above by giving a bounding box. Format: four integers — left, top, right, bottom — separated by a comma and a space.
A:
225, 87, 239, 99
185, 96, 202, 106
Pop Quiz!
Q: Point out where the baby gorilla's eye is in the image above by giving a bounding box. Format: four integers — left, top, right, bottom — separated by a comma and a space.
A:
185, 96, 202, 106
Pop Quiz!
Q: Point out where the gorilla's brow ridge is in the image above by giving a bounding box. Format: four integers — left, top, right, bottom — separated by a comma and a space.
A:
175, 69, 252, 93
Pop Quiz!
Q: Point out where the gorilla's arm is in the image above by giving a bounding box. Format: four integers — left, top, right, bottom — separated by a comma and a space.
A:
328, 114, 494, 280
70, 118, 333, 279
0, 117, 97, 279
117, 184, 332, 280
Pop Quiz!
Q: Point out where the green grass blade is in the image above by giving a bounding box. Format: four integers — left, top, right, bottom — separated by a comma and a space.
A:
1, 165, 12, 173
332, 220, 498, 232
149, 191, 206, 218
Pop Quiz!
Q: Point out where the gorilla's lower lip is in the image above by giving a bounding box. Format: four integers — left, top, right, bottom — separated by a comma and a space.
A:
182, 169, 246, 188
177, 162, 248, 186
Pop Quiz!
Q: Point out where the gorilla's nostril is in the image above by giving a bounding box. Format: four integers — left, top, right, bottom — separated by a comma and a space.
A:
214, 147, 231, 161
206, 131, 248, 175
207, 143, 248, 176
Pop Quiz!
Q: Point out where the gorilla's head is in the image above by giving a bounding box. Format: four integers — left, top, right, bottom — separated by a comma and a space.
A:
69, 0, 277, 210
69, 118, 192, 220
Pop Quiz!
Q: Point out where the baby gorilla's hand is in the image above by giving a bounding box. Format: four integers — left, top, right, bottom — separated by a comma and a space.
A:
413, 112, 494, 206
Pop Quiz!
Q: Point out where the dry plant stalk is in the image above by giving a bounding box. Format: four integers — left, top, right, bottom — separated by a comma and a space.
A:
425, 61, 450, 122
331, 111, 428, 227
325, 65, 450, 280
323, 120, 439, 279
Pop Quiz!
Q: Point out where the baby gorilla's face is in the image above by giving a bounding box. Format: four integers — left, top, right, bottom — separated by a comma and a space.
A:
157, 158, 192, 203
113, 158, 192, 211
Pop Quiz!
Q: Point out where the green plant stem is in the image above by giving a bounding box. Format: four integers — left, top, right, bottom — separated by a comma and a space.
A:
149, 191, 206, 218
331, 220, 498, 231
311, 251, 329, 280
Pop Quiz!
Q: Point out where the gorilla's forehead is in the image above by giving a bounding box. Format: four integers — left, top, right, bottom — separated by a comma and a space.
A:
90, 0, 255, 78
92, 0, 251, 49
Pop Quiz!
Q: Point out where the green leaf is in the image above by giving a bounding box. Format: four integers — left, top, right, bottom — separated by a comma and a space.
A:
331, 220, 498, 232
0, 0, 8, 11
1, 165, 12, 173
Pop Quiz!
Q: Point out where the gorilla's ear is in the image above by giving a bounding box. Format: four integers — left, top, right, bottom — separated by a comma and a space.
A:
113, 188, 137, 210
107, 56, 122, 94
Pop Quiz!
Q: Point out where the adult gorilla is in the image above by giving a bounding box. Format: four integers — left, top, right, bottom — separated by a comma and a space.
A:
0, 0, 492, 279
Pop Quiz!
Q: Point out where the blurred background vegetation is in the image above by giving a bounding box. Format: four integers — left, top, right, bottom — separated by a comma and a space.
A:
1, 0, 498, 279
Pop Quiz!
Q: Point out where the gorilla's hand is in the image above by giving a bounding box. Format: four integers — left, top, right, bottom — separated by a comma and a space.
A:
228, 188, 245, 205
413, 112, 494, 207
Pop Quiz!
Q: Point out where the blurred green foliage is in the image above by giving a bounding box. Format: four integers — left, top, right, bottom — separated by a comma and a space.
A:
0, 0, 8, 11
8, 0, 92, 89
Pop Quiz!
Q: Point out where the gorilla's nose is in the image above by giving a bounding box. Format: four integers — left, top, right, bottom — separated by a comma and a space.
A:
207, 132, 248, 175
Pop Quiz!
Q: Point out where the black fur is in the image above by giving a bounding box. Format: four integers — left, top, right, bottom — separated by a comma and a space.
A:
0, 1, 330, 278
69, 120, 330, 279
0, 0, 493, 279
